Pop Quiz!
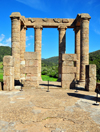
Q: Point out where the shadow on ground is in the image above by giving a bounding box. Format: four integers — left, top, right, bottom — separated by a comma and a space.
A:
39, 83, 61, 88
67, 92, 100, 102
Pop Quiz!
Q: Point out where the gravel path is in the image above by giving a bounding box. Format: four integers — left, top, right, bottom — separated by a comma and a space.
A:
0, 87, 100, 132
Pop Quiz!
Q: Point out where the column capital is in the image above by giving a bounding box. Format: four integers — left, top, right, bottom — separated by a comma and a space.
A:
34, 25, 43, 30
10, 12, 21, 20
58, 26, 67, 31
80, 13, 91, 21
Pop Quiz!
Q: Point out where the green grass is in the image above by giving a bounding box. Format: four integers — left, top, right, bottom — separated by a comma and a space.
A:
0, 62, 3, 69
0, 72, 3, 82
41, 75, 58, 81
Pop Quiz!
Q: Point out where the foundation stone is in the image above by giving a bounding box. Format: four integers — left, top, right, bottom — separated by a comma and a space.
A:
24, 52, 39, 87
3, 56, 14, 91
62, 54, 77, 89
85, 64, 96, 92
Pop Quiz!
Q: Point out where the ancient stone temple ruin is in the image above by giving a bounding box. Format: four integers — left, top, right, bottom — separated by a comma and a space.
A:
3, 12, 96, 91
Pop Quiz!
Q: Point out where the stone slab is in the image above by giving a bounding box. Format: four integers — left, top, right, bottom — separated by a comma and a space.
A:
24, 52, 39, 60
3, 56, 14, 66
62, 54, 77, 61
62, 66, 76, 74
62, 74, 75, 81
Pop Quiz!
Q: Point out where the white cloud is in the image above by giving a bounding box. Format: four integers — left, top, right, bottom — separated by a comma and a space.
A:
0, 34, 11, 47
26, 35, 34, 41
0, 34, 5, 42
6, 37, 11, 44
26, 43, 31, 47
26, 36, 29, 41
16, 0, 47, 11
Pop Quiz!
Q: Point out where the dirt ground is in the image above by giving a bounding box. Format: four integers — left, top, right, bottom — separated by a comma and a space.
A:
0, 82, 100, 132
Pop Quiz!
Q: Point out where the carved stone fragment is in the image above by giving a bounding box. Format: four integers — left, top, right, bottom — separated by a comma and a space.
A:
53, 18, 62, 23
42, 18, 48, 22
28, 18, 35, 23
62, 19, 69, 23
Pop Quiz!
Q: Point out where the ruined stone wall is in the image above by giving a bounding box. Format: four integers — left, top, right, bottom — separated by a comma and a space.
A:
24, 52, 39, 87
62, 54, 77, 89
85, 64, 96, 92
3, 56, 14, 91
8, 12, 92, 90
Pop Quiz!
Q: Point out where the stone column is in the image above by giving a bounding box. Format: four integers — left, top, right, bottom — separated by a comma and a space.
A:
34, 26, 42, 81
74, 27, 80, 81
58, 26, 66, 80
20, 25, 27, 80
10, 12, 21, 81
80, 14, 91, 85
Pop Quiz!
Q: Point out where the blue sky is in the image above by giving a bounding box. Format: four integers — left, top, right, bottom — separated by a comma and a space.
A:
0, 0, 100, 59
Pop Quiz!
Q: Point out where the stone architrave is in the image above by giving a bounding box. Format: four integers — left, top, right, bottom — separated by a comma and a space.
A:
10, 12, 21, 81
58, 26, 66, 80
80, 14, 91, 86
20, 25, 26, 80
34, 26, 42, 81
74, 27, 80, 81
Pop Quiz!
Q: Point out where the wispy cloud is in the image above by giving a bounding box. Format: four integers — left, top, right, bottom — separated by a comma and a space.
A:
26, 43, 31, 47
88, 0, 94, 5
16, 0, 48, 12
26, 35, 34, 41
94, 29, 100, 35
0, 34, 5, 42
6, 37, 11, 44
0, 34, 11, 47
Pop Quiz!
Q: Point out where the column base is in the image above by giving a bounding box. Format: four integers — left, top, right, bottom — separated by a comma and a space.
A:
79, 80, 85, 88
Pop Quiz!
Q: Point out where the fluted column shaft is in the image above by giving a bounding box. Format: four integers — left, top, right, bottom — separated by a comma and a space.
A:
20, 25, 26, 79
34, 26, 42, 80
74, 27, 80, 81
80, 18, 90, 83
58, 27, 66, 80
11, 17, 20, 80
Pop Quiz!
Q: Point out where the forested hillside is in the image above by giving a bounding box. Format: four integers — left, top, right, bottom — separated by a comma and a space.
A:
42, 56, 58, 66
0, 46, 11, 61
89, 50, 100, 81
0, 46, 100, 81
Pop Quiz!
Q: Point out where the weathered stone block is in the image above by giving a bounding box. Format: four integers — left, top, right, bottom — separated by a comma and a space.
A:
62, 74, 75, 81
20, 67, 25, 74
25, 60, 38, 67
62, 54, 77, 61
4, 67, 14, 76
62, 61, 74, 66
25, 67, 38, 74
24, 52, 39, 60
62, 80, 75, 89
3, 76, 14, 91
85, 64, 96, 91
3, 56, 14, 66
25, 74, 38, 81
62, 66, 76, 74
24, 80, 39, 87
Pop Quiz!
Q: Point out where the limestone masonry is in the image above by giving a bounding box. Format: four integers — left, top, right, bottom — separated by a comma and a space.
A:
2, 12, 96, 91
